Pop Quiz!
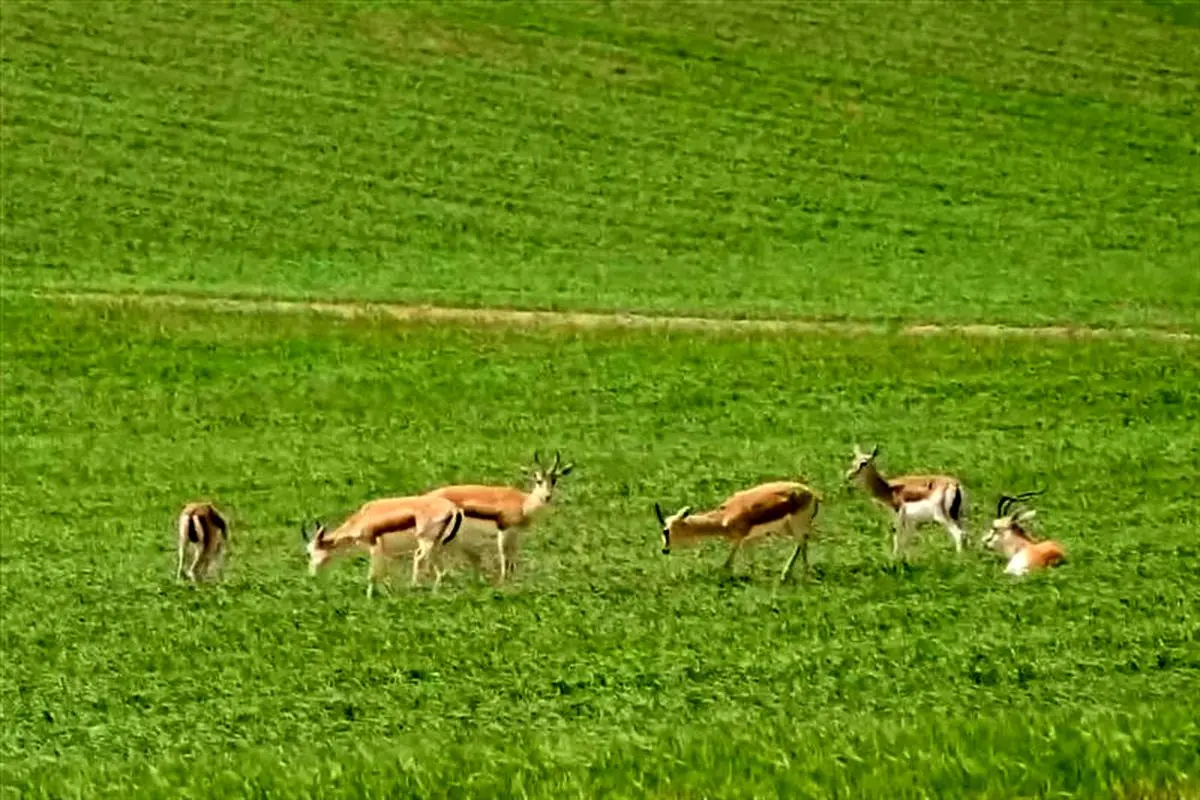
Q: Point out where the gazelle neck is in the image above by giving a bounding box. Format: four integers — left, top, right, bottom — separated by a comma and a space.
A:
523, 485, 552, 516
859, 464, 894, 505
672, 512, 730, 543
1003, 527, 1034, 556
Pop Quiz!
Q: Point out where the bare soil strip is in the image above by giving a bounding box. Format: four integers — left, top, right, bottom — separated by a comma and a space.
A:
27, 290, 1198, 343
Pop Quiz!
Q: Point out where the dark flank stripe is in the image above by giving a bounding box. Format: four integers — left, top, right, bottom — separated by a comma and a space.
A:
463, 509, 509, 529
739, 492, 810, 528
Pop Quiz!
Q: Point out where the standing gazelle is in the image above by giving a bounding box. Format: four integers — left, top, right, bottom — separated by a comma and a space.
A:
982, 489, 1066, 576
301, 494, 464, 597
845, 444, 967, 558
425, 451, 573, 585
653, 480, 822, 583
177, 501, 229, 583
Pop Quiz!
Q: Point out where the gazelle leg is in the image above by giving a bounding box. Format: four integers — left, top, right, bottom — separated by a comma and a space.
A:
497, 529, 518, 585
429, 545, 447, 591
411, 539, 433, 587
780, 540, 805, 583
944, 520, 964, 553
721, 538, 744, 574
948, 521, 966, 553
176, 514, 191, 580
367, 544, 390, 597
196, 541, 220, 582
892, 523, 914, 563
176, 538, 188, 581
208, 540, 226, 579
781, 520, 811, 583
931, 505, 964, 553
186, 543, 204, 582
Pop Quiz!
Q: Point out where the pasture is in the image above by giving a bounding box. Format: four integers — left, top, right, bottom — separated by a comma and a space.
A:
3, 1, 1199, 797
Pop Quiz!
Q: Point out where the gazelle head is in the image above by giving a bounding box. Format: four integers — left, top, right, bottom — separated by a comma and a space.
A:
981, 489, 1045, 555
300, 520, 335, 575
654, 502, 693, 555
529, 450, 574, 503
844, 444, 880, 483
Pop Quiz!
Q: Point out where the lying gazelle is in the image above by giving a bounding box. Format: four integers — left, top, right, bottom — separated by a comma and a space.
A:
982, 489, 1066, 577
845, 444, 967, 558
426, 451, 574, 585
654, 480, 822, 582
177, 501, 229, 583
301, 494, 464, 597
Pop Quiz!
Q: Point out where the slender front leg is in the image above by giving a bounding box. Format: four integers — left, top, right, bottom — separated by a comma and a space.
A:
497, 528, 518, 585
428, 545, 447, 591
780, 542, 803, 583
781, 518, 812, 583
892, 510, 910, 561
721, 538, 744, 574
367, 545, 389, 598
411, 540, 432, 587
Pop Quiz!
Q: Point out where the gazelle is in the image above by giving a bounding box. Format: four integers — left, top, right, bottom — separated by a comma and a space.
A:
300, 494, 464, 597
653, 480, 822, 583
177, 501, 229, 583
425, 451, 574, 585
845, 444, 967, 558
982, 489, 1066, 577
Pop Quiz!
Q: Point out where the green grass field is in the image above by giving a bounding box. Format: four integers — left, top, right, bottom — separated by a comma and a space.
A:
3, 1, 1200, 797
3, 300, 1198, 797
4, 0, 1199, 330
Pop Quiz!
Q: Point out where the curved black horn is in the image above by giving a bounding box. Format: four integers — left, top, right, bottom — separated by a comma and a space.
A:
300, 521, 312, 543
533, 450, 543, 468
654, 503, 666, 526
996, 495, 1017, 518
997, 488, 1046, 518
552, 450, 562, 472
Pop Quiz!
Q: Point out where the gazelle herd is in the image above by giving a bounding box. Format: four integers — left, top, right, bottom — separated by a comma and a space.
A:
178, 447, 1067, 593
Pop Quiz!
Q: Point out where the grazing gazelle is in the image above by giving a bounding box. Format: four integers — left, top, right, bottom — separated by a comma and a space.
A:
653, 480, 822, 583
300, 494, 464, 597
426, 451, 574, 585
177, 501, 229, 583
845, 444, 967, 558
982, 489, 1066, 577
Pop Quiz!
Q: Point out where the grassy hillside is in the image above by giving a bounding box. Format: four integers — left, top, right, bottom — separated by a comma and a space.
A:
4, 2, 1199, 796
4, 1, 1199, 329
2, 298, 1198, 796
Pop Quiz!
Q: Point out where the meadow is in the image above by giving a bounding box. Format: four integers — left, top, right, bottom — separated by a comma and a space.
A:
2, 299, 1198, 797
3, 1, 1199, 329
3, 1, 1200, 797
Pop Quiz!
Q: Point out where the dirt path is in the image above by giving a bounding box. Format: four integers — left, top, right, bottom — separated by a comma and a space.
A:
27, 289, 1198, 343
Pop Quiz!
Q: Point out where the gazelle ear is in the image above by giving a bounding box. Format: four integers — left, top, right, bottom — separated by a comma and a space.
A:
678, 506, 692, 519
1016, 509, 1036, 522
558, 463, 574, 476
869, 444, 879, 459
